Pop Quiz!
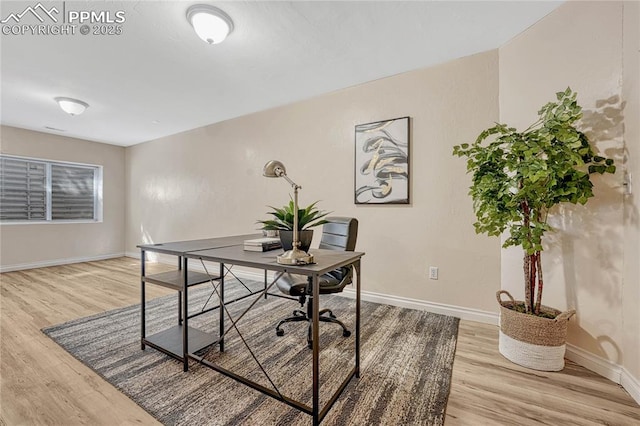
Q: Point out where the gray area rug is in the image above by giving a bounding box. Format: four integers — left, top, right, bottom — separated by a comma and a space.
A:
43, 279, 459, 425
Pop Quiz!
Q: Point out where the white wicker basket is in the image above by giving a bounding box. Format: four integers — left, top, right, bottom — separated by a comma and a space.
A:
499, 330, 567, 371
497, 290, 575, 371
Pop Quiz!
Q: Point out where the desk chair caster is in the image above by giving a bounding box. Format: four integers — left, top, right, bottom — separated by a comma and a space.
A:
275, 305, 352, 341
275, 309, 307, 336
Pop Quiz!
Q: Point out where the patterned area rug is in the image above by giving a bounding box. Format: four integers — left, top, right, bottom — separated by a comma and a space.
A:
43, 279, 459, 425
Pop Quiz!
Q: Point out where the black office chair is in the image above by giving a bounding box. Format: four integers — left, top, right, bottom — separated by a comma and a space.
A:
275, 217, 358, 347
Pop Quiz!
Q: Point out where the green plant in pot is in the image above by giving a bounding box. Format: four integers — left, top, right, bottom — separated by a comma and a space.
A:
453, 88, 615, 371
257, 200, 330, 252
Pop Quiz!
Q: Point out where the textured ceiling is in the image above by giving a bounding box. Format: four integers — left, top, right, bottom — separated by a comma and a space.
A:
0, 1, 562, 146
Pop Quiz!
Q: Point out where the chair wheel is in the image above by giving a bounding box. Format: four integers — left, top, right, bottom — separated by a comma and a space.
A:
343, 330, 351, 337
276, 329, 284, 336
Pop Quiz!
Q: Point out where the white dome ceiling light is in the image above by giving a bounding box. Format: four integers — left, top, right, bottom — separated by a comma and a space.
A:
54, 97, 89, 116
186, 4, 234, 45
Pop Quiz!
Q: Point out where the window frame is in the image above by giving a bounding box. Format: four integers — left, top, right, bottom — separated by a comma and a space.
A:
0, 154, 103, 225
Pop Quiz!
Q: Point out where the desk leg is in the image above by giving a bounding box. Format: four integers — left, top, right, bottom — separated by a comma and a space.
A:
141, 249, 146, 350
219, 262, 225, 352
182, 257, 189, 372
355, 259, 361, 378
264, 270, 268, 299
312, 272, 320, 425
178, 256, 183, 325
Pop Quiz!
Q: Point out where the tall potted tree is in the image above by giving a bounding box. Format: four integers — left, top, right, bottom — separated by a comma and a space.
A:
453, 88, 616, 371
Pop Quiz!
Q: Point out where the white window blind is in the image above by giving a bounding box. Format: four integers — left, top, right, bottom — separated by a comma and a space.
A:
0, 155, 101, 223
0, 157, 47, 221
51, 164, 95, 220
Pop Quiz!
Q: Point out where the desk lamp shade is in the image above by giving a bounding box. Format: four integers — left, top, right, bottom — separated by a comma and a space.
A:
263, 160, 286, 178
263, 160, 314, 265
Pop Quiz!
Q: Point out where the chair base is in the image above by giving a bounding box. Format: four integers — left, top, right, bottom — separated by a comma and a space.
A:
276, 302, 351, 348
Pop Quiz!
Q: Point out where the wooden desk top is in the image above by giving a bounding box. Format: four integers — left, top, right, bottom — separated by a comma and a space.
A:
186, 245, 364, 275
137, 233, 262, 255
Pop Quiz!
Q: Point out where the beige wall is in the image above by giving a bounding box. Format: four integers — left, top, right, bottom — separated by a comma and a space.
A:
622, 1, 640, 381
126, 50, 501, 314
499, 0, 635, 374
0, 126, 126, 269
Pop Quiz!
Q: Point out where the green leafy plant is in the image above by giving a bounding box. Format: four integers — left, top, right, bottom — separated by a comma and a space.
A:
453, 88, 615, 316
257, 199, 330, 231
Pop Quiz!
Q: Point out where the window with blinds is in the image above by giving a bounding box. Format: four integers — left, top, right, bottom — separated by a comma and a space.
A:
0, 155, 101, 222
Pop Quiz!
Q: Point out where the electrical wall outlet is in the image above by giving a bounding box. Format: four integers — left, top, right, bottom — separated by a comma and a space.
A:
429, 266, 438, 280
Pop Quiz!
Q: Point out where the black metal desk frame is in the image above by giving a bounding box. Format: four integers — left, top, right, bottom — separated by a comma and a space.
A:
138, 234, 264, 363
138, 237, 363, 425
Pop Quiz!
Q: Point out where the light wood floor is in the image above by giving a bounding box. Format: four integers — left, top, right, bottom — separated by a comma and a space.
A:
1, 257, 639, 425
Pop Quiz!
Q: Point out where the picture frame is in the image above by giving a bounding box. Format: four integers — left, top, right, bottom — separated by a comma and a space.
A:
354, 116, 410, 204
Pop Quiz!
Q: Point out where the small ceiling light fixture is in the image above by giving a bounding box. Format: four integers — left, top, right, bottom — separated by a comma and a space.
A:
186, 4, 233, 45
55, 97, 89, 116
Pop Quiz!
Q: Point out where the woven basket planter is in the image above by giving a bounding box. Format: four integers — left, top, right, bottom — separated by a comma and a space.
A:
497, 290, 575, 371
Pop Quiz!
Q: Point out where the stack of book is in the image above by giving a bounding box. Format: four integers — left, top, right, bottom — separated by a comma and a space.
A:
243, 237, 282, 252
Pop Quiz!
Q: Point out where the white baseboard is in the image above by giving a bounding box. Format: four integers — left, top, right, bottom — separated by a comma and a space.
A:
621, 367, 640, 405
341, 287, 499, 325
0, 252, 126, 273
565, 343, 640, 404
125, 251, 139, 259
565, 343, 622, 383
125, 251, 640, 404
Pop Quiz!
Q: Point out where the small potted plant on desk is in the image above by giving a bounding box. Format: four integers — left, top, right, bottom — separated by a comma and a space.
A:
452, 88, 616, 371
257, 200, 330, 252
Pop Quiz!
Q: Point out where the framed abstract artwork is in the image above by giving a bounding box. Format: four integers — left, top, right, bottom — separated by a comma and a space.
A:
354, 116, 410, 204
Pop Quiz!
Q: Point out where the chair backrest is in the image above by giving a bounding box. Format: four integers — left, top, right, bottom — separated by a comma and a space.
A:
319, 217, 358, 252
317, 217, 358, 286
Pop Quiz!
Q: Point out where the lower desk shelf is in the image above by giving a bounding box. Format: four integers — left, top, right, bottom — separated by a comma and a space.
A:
144, 325, 216, 360
143, 270, 217, 291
